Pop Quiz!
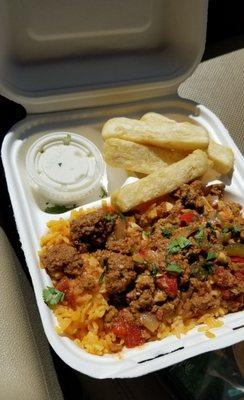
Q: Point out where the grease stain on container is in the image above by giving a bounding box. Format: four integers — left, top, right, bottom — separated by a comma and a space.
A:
26, 132, 105, 204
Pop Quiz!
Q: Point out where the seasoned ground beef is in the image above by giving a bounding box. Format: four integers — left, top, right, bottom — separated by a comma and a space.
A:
105, 253, 136, 295
40, 243, 83, 280
42, 179, 244, 351
173, 180, 205, 208
70, 209, 116, 250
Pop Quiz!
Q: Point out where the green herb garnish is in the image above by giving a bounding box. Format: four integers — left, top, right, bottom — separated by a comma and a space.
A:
195, 228, 205, 241
168, 236, 191, 254
118, 212, 125, 221
104, 214, 117, 222
99, 270, 106, 284
161, 228, 172, 238
206, 252, 217, 261
231, 226, 241, 235
99, 186, 108, 199
166, 263, 183, 274
99, 262, 108, 284
63, 134, 71, 145
151, 263, 158, 276
222, 227, 229, 234
203, 262, 213, 274
43, 287, 64, 307
206, 221, 216, 234
45, 204, 76, 214
142, 231, 151, 240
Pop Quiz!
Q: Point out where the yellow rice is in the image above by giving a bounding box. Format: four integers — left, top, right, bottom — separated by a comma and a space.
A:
40, 214, 226, 356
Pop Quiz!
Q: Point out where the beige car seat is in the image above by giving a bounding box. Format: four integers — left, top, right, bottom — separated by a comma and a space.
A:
0, 228, 63, 400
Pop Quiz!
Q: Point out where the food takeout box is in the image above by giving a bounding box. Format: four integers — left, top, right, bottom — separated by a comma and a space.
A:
1, 0, 243, 378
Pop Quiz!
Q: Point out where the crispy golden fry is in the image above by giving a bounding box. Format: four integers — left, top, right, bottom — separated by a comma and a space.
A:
103, 138, 187, 174
141, 112, 175, 124
102, 117, 209, 151
207, 140, 234, 174
141, 112, 198, 128
111, 150, 209, 212
103, 138, 167, 174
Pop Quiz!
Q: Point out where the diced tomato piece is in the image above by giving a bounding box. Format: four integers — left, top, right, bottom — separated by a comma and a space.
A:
139, 249, 147, 258
156, 274, 178, 297
230, 256, 244, 263
112, 319, 144, 348
65, 292, 76, 308
235, 269, 244, 282
179, 212, 195, 225
56, 277, 70, 293
220, 289, 232, 300
56, 277, 77, 308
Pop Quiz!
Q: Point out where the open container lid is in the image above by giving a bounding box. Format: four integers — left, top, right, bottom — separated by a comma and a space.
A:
0, 0, 208, 114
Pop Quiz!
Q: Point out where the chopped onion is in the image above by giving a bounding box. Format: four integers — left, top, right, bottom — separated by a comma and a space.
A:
140, 313, 159, 332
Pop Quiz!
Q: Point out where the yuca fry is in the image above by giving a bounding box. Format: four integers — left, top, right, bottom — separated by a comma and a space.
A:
103, 138, 186, 174
103, 138, 167, 174
141, 112, 197, 128
141, 112, 176, 124
142, 112, 234, 174
102, 117, 209, 151
207, 140, 234, 174
111, 150, 209, 212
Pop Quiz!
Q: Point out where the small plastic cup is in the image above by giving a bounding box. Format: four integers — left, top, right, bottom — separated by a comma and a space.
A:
26, 132, 105, 205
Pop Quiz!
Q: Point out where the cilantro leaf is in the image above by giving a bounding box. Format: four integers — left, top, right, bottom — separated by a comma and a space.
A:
168, 236, 192, 254
195, 228, 205, 241
231, 226, 241, 235
222, 227, 229, 234
99, 186, 108, 199
99, 262, 108, 284
99, 270, 106, 284
150, 263, 158, 276
63, 133, 71, 145
167, 236, 191, 254
43, 287, 64, 307
45, 204, 76, 214
206, 252, 217, 261
142, 231, 151, 240
104, 214, 117, 222
203, 262, 213, 274
166, 263, 183, 274
161, 228, 172, 238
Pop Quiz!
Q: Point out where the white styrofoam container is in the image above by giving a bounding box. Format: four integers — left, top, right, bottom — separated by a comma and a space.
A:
1, 98, 244, 378
1, 0, 243, 379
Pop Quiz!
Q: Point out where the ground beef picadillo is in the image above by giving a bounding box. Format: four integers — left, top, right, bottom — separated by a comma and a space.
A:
40, 180, 244, 349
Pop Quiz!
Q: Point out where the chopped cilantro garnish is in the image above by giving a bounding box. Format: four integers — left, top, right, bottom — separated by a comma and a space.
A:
206, 252, 217, 261
203, 263, 213, 274
150, 263, 158, 276
206, 221, 216, 234
118, 212, 125, 221
99, 262, 108, 284
99, 186, 108, 198
222, 227, 229, 234
166, 263, 183, 274
142, 231, 150, 240
161, 228, 172, 238
195, 228, 205, 241
231, 226, 241, 235
43, 287, 64, 307
45, 204, 76, 214
168, 236, 191, 254
63, 133, 71, 145
104, 214, 117, 222
99, 269, 106, 284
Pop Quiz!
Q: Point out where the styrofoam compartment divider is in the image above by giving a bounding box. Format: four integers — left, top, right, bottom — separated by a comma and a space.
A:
2, 97, 244, 378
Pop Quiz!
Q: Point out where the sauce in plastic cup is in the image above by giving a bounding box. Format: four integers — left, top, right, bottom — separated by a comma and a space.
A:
26, 132, 105, 204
